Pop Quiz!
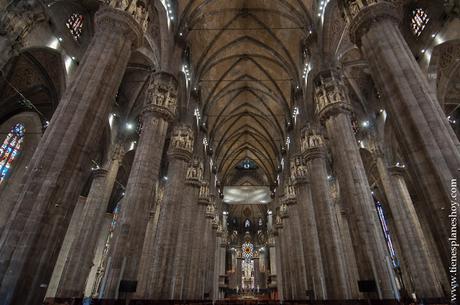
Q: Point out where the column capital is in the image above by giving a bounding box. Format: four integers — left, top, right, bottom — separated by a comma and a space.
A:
290, 154, 309, 185
185, 158, 204, 187
388, 165, 406, 176
274, 214, 284, 229
143, 72, 178, 122
206, 203, 216, 219
301, 128, 327, 161
103, 0, 150, 33
314, 69, 352, 122
168, 125, 194, 161
279, 204, 289, 218
198, 181, 211, 204
340, 1, 401, 46
92, 168, 108, 178
95, 6, 143, 49
282, 179, 297, 205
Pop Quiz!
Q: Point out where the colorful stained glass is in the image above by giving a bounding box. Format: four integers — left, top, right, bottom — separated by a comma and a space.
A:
411, 8, 429, 37
66, 13, 84, 41
374, 198, 399, 267
242, 242, 254, 261
0, 123, 25, 184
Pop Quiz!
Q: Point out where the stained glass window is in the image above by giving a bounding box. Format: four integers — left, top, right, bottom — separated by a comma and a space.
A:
373, 197, 399, 267
241, 242, 254, 261
411, 8, 429, 37
66, 13, 84, 41
0, 123, 25, 184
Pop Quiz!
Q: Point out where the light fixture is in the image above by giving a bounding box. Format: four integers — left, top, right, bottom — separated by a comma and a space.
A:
126, 122, 134, 130
361, 120, 370, 128
58, 37, 63, 42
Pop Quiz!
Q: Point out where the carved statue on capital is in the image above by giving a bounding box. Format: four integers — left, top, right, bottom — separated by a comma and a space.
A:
314, 70, 352, 122
144, 72, 178, 122
206, 203, 216, 218
339, 0, 401, 44
274, 213, 283, 229
279, 203, 288, 219
168, 125, 194, 161
212, 213, 220, 229
186, 158, 204, 186
290, 154, 308, 184
103, 0, 150, 32
198, 181, 211, 204
282, 178, 296, 205
301, 128, 327, 161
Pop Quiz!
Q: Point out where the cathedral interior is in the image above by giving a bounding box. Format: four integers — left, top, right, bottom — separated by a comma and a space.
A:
0, 0, 459, 304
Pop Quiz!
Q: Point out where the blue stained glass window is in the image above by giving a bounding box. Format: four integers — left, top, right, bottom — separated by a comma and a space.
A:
374, 197, 399, 268
0, 123, 25, 184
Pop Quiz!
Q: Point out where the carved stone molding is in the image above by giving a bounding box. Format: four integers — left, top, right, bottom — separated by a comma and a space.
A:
143, 72, 178, 122
344, 1, 401, 45
168, 125, 194, 161
95, 7, 143, 49
314, 69, 352, 123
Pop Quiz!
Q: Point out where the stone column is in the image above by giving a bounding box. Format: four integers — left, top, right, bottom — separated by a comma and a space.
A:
183, 186, 208, 299
281, 179, 311, 300
342, 0, 460, 267
45, 196, 87, 298
276, 207, 292, 299
206, 213, 218, 298
273, 222, 284, 301
56, 145, 124, 297
267, 231, 277, 289
314, 69, 395, 298
103, 72, 178, 298
386, 166, 446, 297
0, 7, 142, 305
300, 133, 353, 299
170, 162, 203, 299
140, 125, 194, 299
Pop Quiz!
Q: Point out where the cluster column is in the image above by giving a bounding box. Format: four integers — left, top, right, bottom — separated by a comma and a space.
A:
104, 72, 178, 298
314, 69, 395, 298
139, 125, 194, 299
286, 172, 323, 300
0, 7, 142, 305
387, 165, 447, 297
298, 138, 352, 299
342, 1, 460, 267
170, 161, 203, 299
56, 144, 124, 297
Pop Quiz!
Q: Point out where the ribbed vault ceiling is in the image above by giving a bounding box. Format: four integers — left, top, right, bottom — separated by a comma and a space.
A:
178, 0, 313, 186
